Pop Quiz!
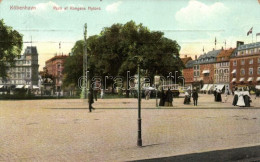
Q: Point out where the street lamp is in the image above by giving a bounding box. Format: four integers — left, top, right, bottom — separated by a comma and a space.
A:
132, 56, 143, 147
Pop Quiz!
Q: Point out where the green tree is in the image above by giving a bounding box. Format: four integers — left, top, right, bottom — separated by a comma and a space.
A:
0, 19, 23, 79
63, 21, 183, 91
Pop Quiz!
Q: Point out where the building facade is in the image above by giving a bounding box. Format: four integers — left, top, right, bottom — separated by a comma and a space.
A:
196, 49, 222, 92
0, 46, 39, 89
45, 55, 68, 93
214, 48, 235, 92
230, 42, 260, 90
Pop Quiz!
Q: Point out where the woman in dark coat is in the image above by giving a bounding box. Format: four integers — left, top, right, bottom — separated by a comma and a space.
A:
192, 89, 198, 106
243, 88, 251, 107
232, 88, 238, 106
159, 90, 165, 106
165, 88, 173, 106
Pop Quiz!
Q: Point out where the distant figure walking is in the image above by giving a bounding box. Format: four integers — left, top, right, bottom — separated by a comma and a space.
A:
192, 88, 198, 106
145, 89, 151, 100
159, 90, 166, 106
165, 88, 173, 106
88, 89, 95, 112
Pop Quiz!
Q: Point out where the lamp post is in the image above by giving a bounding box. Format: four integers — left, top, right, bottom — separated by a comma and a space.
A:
137, 60, 142, 147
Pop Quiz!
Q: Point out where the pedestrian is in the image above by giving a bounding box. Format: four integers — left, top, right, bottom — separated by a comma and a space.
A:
216, 89, 222, 102
145, 89, 151, 100
243, 87, 251, 107
192, 88, 198, 106
184, 90, 190, 104
236, 88, 245, 107
232, 87, 238, 106
165, 88, 173, 106
159, 89, 165, 106
88, 89, 95, 112
100, 89, 104, 99
213, 88, 217, 102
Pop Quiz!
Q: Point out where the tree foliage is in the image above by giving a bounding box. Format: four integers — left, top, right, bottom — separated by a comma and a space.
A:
63, 21, 183, 88
0, 19, 23, 79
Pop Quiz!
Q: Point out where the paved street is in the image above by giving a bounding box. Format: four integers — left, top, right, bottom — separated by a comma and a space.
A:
0, 94, 260, 161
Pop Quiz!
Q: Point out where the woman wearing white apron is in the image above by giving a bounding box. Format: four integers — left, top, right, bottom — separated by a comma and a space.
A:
236, 89, 245, 107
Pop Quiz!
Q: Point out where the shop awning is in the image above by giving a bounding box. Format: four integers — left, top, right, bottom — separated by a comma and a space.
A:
231, 78, 236, 82
256, 85, 260, 89
257, 77, 260, 82
239, 78, 245, 82
231, 69, 236, 74
201, 84, 208, 91
25, 85, 30, 89
216, 84, 225, 90
247, 77, 253, 82
207, 84, 214, 91
16, 85, 24, 89
202, 70, 210, 74
0, 85, 4, 88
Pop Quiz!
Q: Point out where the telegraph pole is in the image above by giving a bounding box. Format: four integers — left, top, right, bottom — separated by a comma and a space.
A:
82, 23, 88, 99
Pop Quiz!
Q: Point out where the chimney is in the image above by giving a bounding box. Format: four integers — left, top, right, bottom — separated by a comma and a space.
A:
195, 55, 197, 60
236, 41, 244, 48
222, 46, 224, 50
213, 48, 215, 51
185, 55, 187, 58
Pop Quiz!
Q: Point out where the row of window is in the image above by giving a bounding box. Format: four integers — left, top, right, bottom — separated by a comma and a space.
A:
10, 72, 31, 79
237, 48, 260, 56
9, 67, 31, 73
16, 60, 31, 65
239, 68, 259, 76
233, 58, 260, 66
215, 69, 229, 74
214, 76, 229, 82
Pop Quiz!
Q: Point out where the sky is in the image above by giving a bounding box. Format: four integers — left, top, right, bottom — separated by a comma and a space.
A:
1, 0, 260, 70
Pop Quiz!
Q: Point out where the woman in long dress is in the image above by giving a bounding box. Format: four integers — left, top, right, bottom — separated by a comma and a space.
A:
184, 91, 190, 104
232, 88, 238, 106
243, 88, 251, 107
236, 89, 245, 107
159, 90, 165, 106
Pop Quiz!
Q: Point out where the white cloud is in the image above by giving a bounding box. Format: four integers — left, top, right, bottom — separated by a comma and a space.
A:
106, 1, 122, 13
175, 0, 228, 28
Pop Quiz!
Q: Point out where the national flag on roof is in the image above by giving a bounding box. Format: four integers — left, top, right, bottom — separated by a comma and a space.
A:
247, 27, 253, 36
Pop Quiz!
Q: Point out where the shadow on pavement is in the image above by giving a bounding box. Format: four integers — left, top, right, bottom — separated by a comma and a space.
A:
133, 145, 260, 162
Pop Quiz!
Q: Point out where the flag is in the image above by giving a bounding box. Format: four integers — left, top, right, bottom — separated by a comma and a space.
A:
247, 27, 253, 36
203, 46, 204, 53
215, 37, 217, 46
59, 42, 61, 49
256, 33, 260, 37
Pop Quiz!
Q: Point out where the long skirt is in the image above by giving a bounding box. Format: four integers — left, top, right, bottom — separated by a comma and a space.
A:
237, 96, 245, 107
244, 95, 251, 107
232, 95, 238, 106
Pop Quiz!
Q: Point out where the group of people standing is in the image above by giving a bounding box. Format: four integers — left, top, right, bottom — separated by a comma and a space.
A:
159, 88, 173, 106
183, 89, 198, 106
232, 88, 251, 107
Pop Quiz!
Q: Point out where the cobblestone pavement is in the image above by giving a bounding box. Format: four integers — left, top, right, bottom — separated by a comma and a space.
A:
0, 94, 260, 161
